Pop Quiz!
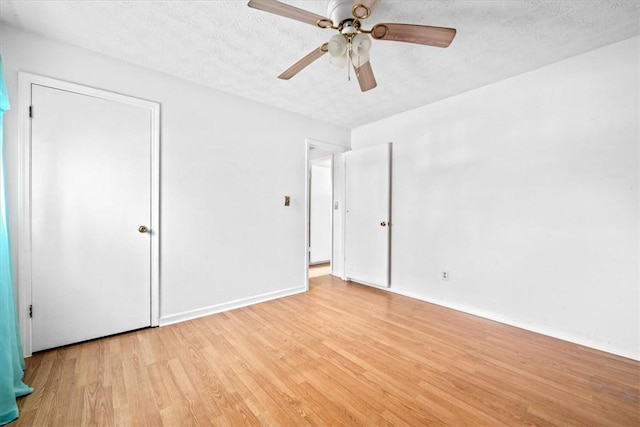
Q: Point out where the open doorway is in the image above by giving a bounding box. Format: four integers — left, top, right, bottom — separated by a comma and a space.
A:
309, 156, 332, 276
305, 139, 348, 290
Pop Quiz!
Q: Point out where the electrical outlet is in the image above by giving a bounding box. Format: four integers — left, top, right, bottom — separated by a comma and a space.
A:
441, 271, 449, 281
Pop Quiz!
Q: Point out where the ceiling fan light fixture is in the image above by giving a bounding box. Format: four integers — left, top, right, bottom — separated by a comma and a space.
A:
329, 53, 348, 69
352, 33, 371, 56
328, 33, 347, 57
328, 32, 372, 69
350, 33, 371, 67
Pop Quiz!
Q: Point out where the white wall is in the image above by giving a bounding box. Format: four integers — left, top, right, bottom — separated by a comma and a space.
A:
309, 162, 332, 264
1, 25, 350, 326
352, 37, 640, 360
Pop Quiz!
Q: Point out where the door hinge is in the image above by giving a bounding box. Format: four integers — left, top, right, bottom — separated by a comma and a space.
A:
29, 105, 33, 118
29, 304, 33, 318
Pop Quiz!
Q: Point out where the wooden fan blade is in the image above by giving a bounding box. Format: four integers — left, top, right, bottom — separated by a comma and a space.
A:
354, 61, 377, 92
248, 0, 329, 27
278, 44, 329, 80
371, 23, 456, 48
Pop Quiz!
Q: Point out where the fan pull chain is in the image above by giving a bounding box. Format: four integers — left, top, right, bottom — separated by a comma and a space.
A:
347, 38, 352, 82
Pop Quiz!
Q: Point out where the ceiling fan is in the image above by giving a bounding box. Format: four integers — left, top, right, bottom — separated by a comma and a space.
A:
247, 0, 456, 92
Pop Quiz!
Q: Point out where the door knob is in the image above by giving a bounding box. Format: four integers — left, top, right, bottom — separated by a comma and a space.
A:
380, 221, 387, 227
138, 225, 149, 233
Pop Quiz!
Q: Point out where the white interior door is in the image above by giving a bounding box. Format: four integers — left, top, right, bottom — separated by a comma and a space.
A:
344, 142, 391, 287
31, 84, 152, 352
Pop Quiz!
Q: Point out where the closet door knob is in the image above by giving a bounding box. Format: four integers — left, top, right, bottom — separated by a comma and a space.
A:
138, 225, 149, 233
380, 221, 387, 227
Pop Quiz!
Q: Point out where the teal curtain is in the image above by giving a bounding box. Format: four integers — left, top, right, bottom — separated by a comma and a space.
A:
0, 56, 33, 425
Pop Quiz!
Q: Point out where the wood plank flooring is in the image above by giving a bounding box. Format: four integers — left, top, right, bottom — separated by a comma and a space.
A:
14, 268, 640, 426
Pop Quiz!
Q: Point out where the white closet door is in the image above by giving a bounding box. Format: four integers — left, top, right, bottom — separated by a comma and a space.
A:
31, 84, 152, 351
345, 143, 391, 287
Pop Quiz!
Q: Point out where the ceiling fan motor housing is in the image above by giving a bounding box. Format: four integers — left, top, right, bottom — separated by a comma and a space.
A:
341, 22, 358, 35
327, 0, 357, 27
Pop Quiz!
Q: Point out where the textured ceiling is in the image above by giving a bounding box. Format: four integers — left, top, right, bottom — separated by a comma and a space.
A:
1, 1, 638, 129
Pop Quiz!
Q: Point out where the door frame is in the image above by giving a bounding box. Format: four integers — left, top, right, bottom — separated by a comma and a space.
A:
17, 72, 161, 356
304, 138, 347, 291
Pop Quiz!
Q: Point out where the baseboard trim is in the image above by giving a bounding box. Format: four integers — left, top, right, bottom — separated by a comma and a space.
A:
159, 286, 307, 327
386, 287, 639, 362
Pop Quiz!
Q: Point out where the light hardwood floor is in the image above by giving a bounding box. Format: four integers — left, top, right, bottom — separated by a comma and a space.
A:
15, 268, 640, 426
